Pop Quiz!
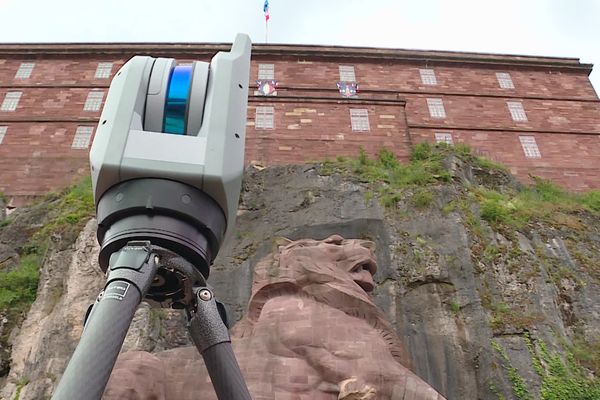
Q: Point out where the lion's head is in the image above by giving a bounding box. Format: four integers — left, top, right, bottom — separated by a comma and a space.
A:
234, 235, 410, 367
250, 234, 378, 302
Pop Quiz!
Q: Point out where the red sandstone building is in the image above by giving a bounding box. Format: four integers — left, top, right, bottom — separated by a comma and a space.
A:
0, 43, 599, 207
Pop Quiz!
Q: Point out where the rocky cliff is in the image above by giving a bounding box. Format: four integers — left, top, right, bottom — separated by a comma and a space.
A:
1, 145, 599, 399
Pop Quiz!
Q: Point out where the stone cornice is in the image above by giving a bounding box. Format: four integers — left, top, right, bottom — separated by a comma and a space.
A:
0, 43, 592, 73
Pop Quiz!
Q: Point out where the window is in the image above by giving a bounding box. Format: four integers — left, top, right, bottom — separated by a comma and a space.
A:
339, 65, 356, 82
95, 63, 113, 79
435, 132, 453, 144
258, 64, 274, 80
72, 126, 94, 149
84, 91, 104, 111
1, 92, 22, 111
427, 98, 446, 118
0, 126, 7, 145
507, 101, 527, 122
15, 63, 35, 79
255, 106, 274, 129
350, 109, 370, 132
420, 69, 437, 85
519, 136, 541, 158
496, 72, 514, 89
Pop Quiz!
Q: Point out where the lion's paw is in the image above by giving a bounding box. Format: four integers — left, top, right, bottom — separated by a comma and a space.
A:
338, 377, 376, 400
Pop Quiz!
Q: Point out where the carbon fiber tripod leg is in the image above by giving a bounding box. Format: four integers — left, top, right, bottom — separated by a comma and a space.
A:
188, 287, 252, 400
52, 241, 158, 400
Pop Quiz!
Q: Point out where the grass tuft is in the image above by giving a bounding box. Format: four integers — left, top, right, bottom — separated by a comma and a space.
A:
318, 144, 600, 228
319, 143, 452, 209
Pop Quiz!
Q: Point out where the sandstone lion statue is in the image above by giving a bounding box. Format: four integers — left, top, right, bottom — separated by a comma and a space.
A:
103, 235, 445, 399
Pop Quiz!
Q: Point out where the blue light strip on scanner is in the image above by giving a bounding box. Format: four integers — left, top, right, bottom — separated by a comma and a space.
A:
163, 65, 193, 134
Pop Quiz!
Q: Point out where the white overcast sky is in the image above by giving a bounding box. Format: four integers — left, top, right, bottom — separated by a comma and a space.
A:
0, 0, 599, 93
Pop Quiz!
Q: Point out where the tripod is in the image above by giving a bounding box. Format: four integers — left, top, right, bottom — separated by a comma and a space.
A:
52, 240, 251, 400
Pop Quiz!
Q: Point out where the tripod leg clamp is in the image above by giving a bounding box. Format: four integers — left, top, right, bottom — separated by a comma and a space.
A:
188, 287, 231, 353
105, 240, 158, 297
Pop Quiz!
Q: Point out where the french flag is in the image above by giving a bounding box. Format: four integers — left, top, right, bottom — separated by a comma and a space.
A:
264, 0, 270, 21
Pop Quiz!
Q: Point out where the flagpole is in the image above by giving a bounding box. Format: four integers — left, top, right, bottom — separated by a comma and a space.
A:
263, 0, 269, 44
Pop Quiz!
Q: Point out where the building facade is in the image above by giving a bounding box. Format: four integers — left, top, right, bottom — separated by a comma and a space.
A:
0, 43, 599, 207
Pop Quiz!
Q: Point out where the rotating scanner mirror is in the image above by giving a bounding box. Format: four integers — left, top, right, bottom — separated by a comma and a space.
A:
164, 65, 193, 134
143, 58, 209, 137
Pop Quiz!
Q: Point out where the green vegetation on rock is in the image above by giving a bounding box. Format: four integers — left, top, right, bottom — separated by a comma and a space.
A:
410, 189, 434, 209
475, 177, 599, 230
449, 302, 460, 315
13, 377, 29, 400
492, 339, 533, 400
524, 334, 600, 400
488, 302, 542, 332
489, 382, 506, 400
319, 143, 600, 225
320, 144, 452, 209
570, 337, 600, 376
473, 155, 509, 172
0, 176, 94, 315
580, 191, 600, 212
32, 176, 95, 242
0, 252, 45, 312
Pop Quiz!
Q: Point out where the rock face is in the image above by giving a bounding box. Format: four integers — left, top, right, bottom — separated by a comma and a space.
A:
103, 235, 445, 399
1, 160, 599, 399
0, 220, 104, 400
0, 193, 68, 385
0, 197, 5, 221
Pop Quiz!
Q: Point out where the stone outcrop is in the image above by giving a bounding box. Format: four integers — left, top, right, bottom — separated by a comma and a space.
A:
0, 220, 103, 400
1, 157, 599, 399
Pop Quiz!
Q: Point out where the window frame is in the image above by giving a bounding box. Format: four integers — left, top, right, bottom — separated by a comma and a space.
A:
420, 68, 438, 85
507, 101, 528, 122
0, 126, 7, 145
255, 106, 275, 129
95, 62, 113, 79
434, 132, 453, 145
71, 126, 94, 149
427, 98, 447, 119
496, 72, 515, 89
339, 65, 356, 82
15, 62, 35, 79
83, 91, 105, 111
519, 135, 541, 158
1, 92, 22, 112
258, 63, 275, 80
350, 108, 370, 132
